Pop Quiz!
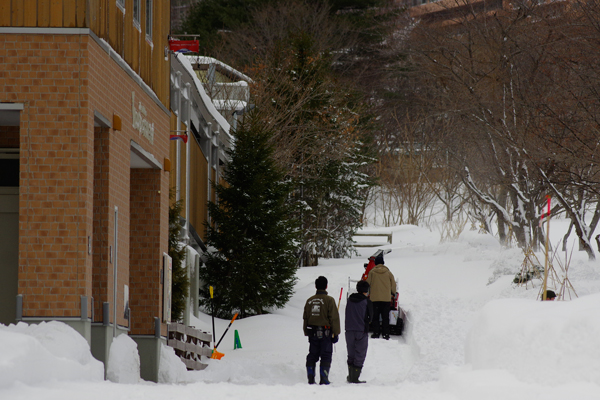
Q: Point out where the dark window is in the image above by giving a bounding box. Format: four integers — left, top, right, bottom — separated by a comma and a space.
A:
0, 159, 19, 187
146, 0, 153, 41
134, 0, 141, 26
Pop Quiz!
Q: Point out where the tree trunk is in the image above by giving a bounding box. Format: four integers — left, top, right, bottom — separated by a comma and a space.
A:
496, 187, 508, 246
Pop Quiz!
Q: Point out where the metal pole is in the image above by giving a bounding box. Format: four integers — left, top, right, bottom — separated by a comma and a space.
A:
184, 82, 191, 243
175, 71, 182, 202
542, 196, 551, 301
113, 206, 118, 337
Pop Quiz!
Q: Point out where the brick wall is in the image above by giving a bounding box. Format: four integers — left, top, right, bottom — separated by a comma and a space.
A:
87, 39, 170, 333
129, 168, 163, 334
92, 126, 110, 321
1, 33, 94, 318
1, 31, 170, 334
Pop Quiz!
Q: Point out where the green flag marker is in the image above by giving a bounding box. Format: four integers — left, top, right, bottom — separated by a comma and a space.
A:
234, 329, 242, 349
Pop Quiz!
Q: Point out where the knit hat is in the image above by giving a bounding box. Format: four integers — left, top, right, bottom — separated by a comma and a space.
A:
315, 276, 328, 290
356, 280, 370, 294
374, 254, 385, 266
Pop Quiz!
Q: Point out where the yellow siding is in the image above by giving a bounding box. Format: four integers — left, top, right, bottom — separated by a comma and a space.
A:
24, 0, 37, 25
168, 114, 211, 242
63, 0, 77, 27
0, 0, 170, 107
11, 0, 23, 26
190, 141, 209, 241
108, 3, 123, 55
38, 0, 50, 27
76, 0, 85, 26
0, 2, 11, 25
50, 0, 63, 26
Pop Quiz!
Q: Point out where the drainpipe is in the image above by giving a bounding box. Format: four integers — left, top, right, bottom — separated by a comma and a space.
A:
184, 82, 191, 243
175, 71, 182, 202
206, 122, 212, 226
213, 130, 219, 192
183, 83, 191, 327
113, 206, 118, 338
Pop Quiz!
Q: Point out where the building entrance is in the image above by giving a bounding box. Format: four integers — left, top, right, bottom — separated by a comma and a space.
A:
0, 146, 19, 325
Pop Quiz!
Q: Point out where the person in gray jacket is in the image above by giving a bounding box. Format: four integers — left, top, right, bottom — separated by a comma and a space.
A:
345, 280, 373, 383
366, 254, 396, 339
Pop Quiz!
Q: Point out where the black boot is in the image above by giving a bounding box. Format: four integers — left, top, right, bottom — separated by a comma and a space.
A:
307, 366, 316, 384
346, 364, 353, 383
349, 366, 366, 384
319, 364, 331, 385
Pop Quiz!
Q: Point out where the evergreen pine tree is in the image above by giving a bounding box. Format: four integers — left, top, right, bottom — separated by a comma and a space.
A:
200, 114, 300, 318
169, 194, 189, 322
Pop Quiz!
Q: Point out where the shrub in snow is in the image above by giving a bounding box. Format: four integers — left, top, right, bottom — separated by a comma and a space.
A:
106, 334, 141, 383
512, 263, 543, 284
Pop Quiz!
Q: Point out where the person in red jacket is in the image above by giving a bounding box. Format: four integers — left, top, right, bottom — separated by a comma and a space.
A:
361, 255, 376, 281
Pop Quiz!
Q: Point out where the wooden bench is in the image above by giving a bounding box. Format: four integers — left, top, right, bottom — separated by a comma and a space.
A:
352, 232, 393, 247
167, 323, 213, 370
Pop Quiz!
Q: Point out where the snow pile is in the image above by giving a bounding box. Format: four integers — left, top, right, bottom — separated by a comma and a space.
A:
0, 321, 104, 388
106, 334, 141, 384
466, 294, 600, 385
158, 343, 190, 384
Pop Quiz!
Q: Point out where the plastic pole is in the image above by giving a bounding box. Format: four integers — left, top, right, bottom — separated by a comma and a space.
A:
210, 286, 216, 347
215, 313, 239, 349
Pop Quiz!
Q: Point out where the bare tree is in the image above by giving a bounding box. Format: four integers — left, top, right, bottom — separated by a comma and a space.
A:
406, 0, 600, 257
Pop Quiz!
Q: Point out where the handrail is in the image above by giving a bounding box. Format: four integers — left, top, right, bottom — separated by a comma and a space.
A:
167, 322, 213, 370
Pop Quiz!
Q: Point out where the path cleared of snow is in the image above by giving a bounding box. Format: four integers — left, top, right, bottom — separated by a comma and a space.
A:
2, 221, 600, 399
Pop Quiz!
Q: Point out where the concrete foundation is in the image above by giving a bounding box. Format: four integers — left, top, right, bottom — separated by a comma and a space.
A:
131, 334, 166, 383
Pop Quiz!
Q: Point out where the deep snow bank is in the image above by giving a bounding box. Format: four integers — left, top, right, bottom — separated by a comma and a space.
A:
0, 321, 104, 388
466, 293, 600, 385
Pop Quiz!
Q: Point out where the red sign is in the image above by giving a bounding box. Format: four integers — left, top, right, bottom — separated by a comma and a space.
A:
169, 39, 200, 53
170, 134, 188, 144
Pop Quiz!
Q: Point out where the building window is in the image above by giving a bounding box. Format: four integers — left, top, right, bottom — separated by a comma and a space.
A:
116, 0, 125, 11
146, 0, 153, 42
133, 0, 141, 28
0, 158, 19, 187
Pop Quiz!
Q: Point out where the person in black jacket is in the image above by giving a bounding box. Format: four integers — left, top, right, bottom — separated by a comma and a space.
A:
345, 280, 373, 383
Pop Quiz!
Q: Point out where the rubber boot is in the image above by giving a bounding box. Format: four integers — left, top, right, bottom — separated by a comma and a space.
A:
319, 364, 331, 385
307, 366, 316, 384
351, 366, 366, 384
346, 364, 353, 383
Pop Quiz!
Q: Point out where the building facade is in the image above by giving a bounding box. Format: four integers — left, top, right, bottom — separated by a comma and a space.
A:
0, 0, 171, 381
168, 52, 253, 326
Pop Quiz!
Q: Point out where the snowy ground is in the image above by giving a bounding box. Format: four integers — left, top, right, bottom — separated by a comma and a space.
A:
2, 219, 600, 399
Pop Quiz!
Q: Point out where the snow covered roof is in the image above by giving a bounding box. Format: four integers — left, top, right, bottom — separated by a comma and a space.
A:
184, 55, 253, 84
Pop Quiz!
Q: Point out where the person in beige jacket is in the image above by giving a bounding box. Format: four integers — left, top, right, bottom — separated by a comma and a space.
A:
366, 254, 396, 339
